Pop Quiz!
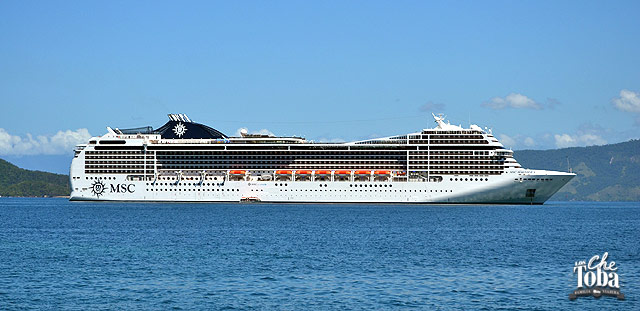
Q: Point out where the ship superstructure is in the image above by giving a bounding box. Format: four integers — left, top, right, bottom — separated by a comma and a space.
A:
70, 114, 574, 204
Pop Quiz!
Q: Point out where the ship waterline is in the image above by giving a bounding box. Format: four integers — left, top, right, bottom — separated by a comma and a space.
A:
70, 114, 574, 204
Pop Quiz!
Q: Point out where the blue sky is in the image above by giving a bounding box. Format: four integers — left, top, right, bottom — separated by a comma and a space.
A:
1, 1, 639, 173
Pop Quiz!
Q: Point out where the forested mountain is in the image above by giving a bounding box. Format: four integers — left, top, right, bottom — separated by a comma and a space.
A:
515, 139, 640, 201
0, 159, 69, 197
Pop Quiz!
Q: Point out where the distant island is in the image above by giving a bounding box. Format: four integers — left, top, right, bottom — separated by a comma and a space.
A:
1, 139, 638, 201
515, 139, 640, 201
0, 159, 69, 197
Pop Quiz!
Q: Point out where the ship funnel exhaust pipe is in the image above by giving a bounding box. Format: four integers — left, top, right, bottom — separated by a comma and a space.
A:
167, 114, 192, 123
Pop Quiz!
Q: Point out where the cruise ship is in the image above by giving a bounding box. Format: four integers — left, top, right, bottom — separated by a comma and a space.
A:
69, 114, 574, 204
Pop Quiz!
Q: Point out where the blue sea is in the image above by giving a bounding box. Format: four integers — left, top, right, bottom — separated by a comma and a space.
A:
0, 198, 637, 310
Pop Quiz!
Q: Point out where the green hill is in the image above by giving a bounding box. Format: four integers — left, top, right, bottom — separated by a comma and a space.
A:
0, 159, 70, 197
515, 139, 640, 201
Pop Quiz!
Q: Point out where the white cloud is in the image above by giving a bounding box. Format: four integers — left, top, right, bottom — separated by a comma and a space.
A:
496, 133, 534, 149
612, 89, 640, 113
0, 128, 91, 155
524, 137, 535, 147
554, 133, 606, 148
554, 134, 575, 148
580, 134, 607, 145
234, 127, 275, 137
497, 132, 605, 149
498, 134, 516, 148
483, 93, 542, 110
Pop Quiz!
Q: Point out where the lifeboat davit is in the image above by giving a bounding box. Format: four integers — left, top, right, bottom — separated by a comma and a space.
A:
374, 170, 391, 175
315, 170, 331, 175
334, 170, 351, 175
354, 170, 371, 175
296, 170, 312, 175
229, 170, 246, 175
276, 170, 293, 175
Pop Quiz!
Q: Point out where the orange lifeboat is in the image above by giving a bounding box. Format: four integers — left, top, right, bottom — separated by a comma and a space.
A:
354, 170, 371, 175
229, 170, 246, 175
296, 170, 312, 175
374, 170, 391, 175
276, 170, 293, 175
334, 170, 351, 175
315, 170, 331, 175
396, 171, 407, 176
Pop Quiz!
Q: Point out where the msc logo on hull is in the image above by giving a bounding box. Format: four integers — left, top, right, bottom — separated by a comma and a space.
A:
91, 181, 135, 197
110, 184, 135, 193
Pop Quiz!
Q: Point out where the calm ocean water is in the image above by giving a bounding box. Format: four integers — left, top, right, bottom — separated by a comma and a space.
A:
0, 198, 637, 310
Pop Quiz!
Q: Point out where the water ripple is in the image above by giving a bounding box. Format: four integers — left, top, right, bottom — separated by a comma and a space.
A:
0, 198, 637, 310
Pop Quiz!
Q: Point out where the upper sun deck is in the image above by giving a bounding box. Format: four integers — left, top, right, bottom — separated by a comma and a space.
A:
87, 113, 505, 150
350, 114, 499, 146
100, 114, 304, 144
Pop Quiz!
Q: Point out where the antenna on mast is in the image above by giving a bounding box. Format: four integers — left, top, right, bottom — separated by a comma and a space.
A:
566, 156, 572, 173
432, 113, 447, 128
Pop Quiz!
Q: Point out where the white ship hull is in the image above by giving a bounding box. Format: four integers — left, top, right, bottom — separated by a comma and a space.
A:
70, 170, 574, 204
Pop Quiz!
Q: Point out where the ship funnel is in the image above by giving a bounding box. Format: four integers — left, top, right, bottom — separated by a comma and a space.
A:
167, 114, 192, 123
